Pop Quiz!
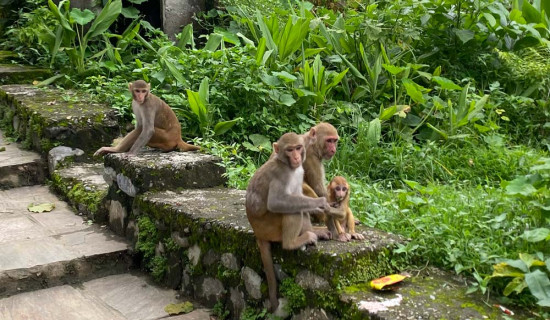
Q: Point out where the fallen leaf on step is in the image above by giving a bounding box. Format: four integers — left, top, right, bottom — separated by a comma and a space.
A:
0, 147, 5, 152
164, 301, 194, 315
27, 203, 55, 213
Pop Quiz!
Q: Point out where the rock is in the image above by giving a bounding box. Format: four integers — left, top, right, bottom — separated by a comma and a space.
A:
221, 253, 240, 271
229, 287, 245, 318
171, 231, 189, 248
203, 249, 220, 266
291, 307, 334, 320
195, 277, 224, 305
241, 267, 262, 300
295, 270, 330, 291
108, 200, 127, 236
48, 146, 84, 174
116, 173, 137, 197
187, 244, 201, 267
103, 166, 116, 186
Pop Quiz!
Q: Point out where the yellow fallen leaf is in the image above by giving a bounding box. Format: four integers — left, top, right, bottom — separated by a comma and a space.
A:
27, 203, 55, 213
164, 301, 193, 315
370, 274, 409, 290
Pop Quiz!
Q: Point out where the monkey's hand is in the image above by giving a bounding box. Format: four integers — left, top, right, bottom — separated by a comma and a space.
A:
306, 197, 329, 215
330, 202, 340, 208
94, 147, 117, 157
350, 232, 365, 240
337, 232, 352, 242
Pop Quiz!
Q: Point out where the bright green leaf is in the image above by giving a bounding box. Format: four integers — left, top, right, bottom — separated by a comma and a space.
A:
525, 270, 550, 303
505, 176, 538, 196
214, 118, 241, 136
433, 76, 462, 90
503, 277, 527, 296
70, 8, 95, 25
521, 228, 550, 243
454, 29, 475, 43
121, 6, 139, 19
382, 64, 406, 75
402, 78, 426, 104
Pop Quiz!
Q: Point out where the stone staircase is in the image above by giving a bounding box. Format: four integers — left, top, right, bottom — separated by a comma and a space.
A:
0, 65, 533, 319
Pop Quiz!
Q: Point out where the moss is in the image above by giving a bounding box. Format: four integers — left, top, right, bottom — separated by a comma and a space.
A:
280, 278, 307, 312
50, 172, 107, 220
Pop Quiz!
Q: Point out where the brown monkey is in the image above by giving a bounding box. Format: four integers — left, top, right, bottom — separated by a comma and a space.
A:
302, 122, 345, 234
94, 80, 199, 156
246, 132, 330, 312
327, 176, 365, 242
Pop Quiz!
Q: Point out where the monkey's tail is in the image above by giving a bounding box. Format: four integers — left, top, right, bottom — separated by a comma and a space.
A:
177, 140, 200, 152
257, 239, 279, 312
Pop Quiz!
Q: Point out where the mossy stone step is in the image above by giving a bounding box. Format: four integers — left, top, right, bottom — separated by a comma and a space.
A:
341, 267, 532, 319
0, 129, 46, 189
0, 64, 52, 84
132, 188, 405, 313
51, 162, 110, 223
0, 84, 119, 155
104, 151, 227, 194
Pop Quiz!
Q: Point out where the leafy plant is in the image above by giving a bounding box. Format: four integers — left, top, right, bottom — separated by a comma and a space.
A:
186, 77, 242, 137
45, 0, 122, 73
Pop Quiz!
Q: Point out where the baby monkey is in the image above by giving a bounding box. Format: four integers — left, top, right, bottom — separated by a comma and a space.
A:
327, 176, 365, 242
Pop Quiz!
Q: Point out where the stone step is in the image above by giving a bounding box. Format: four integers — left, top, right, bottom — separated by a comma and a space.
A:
104, 151, 227, 195
341, 267, 532, 319
0, 64, 51, 84
0, 185, 131, 297
0, 84, 120, 155
0, 272, 212, 320
50, 161, 110, 223
0, 130, 46, 189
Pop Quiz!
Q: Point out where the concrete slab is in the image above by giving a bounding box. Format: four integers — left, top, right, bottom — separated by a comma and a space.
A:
0, 130, 46, 189
0, 273, 212, 320
0, 185, 130, 296
0, 64, 51, 84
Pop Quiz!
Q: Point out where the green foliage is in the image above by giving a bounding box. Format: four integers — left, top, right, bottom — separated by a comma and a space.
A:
239, 307, 268, 320
279, 278, 306, 312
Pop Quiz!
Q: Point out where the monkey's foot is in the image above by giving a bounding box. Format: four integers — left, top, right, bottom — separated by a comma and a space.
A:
338, 232, 352, 242
177, 142, 201, 152
350, 232, 365, 240
313, 228, 331, 241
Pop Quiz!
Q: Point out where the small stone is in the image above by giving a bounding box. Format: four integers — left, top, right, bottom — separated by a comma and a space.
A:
241, 267, 262, 300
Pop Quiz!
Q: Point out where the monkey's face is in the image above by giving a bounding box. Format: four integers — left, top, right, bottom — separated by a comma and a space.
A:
323, 137, 338, 160
285, 144, 304, 169
333, 184, 348, 202
133, 88, 149, 104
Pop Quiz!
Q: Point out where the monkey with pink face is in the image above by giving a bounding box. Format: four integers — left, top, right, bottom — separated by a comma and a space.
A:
94, 80, 199, 156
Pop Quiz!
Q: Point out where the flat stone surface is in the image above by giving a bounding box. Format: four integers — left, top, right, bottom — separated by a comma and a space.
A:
0, 64, 51, 84
104, 150, 227, 193
0, 185, 128, 276
0, 84, 119, 154
0, 273, 211, 320
0, 130, 45, 189
138, 188, 404, 283
342, 267, 532, 319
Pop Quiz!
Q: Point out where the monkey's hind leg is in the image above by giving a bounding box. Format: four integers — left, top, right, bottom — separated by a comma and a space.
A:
257, 239, 279, 312
281, 214, 317, 250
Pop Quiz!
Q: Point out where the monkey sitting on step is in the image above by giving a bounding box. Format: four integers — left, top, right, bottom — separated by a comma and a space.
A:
327, 176, 365, 242
94, 80, 199, 156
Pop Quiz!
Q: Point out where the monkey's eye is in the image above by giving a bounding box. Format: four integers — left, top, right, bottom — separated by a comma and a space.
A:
134, 89, 148, 93
341, 187, 347, 192
335, 186, 341, 191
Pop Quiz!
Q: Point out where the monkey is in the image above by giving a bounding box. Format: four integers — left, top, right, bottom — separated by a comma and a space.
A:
301, 122, 346, 235
94, 80, 200, 156
326, 176, 365, 242
246, 132, 330, 312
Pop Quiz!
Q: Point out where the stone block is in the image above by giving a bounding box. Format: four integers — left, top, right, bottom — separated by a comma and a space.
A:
0, 85, 119, 155
104, 151, 226, 193
0, 64, 51, 84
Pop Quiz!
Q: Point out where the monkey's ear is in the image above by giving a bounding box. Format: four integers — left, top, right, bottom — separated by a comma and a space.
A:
128, 83, 133, 91
273, 142, 279, 154
308, 128, 317, 139
146, 82, 151, 90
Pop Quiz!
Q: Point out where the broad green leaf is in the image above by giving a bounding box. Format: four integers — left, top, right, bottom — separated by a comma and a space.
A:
484, 12, 497, 28
48, 0, 73, 32
514, 36, 541, 50
366, 118, 381, 146
382, 64, 406, 75
186, 90, 208, 128
121, 6, 139, 19
28, 203, 55, 213
204, 33, 223, 51
505, 176, 538, 196
273, 71, 297, 82
546, 258, 550, 273
433, 76, 462, 90
380, 105, 397, 121
523, 0, 542, 23
490, 262, 526, 278
249, 134, 271, 150
402, 78, 426, 104
176, 24, 193, 49
278, 93, 296, 106
454, 29, 475, 43
521, 228, 550, 242
213, 118, 241, 136
214, 27, 240, 46
543, 0, 550, 19
70, 8, 95, 25
36, 74, 65, 87
503, 277, 527, 296
84, 0, 122, 43
198, 77, 209, 104
525, 270, 550, 303
427, 123, 448, 139
243, 141, 259, 152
